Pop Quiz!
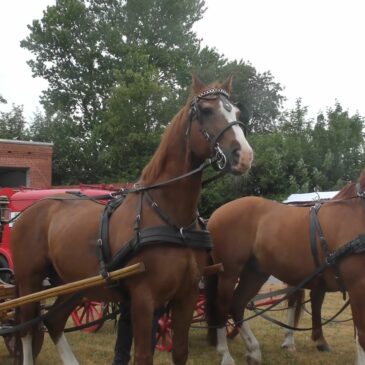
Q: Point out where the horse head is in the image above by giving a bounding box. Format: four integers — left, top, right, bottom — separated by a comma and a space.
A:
187, 75, 253, 175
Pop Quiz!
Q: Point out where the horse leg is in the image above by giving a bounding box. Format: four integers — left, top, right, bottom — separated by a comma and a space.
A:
356, 329, 365, 365
170, 288, 200, 365
214, 272, 240, 365
230, 269, 268, 365
281, 288, 304, 352
310, 285, 330, 352
347, 280, 365, 365
17, 275, 44, 365
130, 289, 154, 365
43, 295, 81, 365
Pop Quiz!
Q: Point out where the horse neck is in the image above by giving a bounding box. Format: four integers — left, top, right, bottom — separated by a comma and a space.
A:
139, 108, 205, 224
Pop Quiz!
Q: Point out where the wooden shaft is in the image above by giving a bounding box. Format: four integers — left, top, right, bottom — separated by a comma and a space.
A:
0, 262, 145, 312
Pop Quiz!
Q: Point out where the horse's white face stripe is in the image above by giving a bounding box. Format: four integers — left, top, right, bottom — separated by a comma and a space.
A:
55, 333, 80, 365
218, 99, 250, 149
22, 334, 34, 365
218, 99, 253, 171
356, 330, 365, 365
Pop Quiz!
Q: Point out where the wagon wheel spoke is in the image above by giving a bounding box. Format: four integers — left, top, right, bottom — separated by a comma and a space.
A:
155, 312, 173, 352
70, 301, 104, 333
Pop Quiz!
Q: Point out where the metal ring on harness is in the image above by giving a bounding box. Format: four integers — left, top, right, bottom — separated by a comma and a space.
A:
214, 144, 227, 170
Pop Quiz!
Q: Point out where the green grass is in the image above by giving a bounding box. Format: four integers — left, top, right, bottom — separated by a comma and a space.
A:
0, 292, 356, 364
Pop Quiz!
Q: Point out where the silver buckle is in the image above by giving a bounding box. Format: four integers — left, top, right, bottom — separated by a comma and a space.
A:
214, 144, 227, 170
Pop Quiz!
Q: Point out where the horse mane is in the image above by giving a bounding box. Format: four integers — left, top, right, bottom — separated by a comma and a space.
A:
333, 183, 355, 199
332, 169, 365, 199
139, 103, 190, 184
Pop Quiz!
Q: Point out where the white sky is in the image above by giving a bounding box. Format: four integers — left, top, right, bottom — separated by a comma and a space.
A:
1, 0, 365, 120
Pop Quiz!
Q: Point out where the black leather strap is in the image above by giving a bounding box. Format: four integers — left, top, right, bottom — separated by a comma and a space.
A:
107, 224, 213, 271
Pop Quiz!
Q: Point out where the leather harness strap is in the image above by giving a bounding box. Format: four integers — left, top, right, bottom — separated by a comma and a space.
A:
96, 188, 213, 278
309, 202, 347, 297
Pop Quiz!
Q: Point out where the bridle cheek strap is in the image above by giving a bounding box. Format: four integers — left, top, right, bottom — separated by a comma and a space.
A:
211, 120, 244, 146
210, 120, 245, 171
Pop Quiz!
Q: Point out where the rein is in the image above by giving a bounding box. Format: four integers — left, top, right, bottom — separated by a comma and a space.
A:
250, 298, 350, 332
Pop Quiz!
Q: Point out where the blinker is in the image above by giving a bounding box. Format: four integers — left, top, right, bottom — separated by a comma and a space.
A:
220, 95, 232, 112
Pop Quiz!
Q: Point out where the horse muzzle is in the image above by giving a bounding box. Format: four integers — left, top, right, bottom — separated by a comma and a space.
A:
224, 144, 253, 175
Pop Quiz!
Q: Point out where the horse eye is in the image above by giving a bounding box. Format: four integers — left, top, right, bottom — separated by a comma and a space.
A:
200, 105, 214, 116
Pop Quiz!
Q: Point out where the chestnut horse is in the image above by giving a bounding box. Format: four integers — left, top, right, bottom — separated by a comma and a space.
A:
206, 170, 365, 365
10, 76, 253, 365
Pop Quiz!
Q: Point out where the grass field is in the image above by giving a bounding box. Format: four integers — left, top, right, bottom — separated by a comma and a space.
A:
0, 291, 356, 364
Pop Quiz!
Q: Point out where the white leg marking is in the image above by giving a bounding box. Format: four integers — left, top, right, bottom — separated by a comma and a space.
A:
238, 323, 262, 365
355, 330, 365, 365
281, 306, 296, 351
217, 327, 235, 365
55, 333, 80, 365
22, 334, 34, 365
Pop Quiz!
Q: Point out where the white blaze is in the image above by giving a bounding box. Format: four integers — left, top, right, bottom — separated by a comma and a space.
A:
219, 99, 253, 171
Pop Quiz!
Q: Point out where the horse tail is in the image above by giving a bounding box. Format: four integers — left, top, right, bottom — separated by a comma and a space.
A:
204, 254, 218, 346
291, 288, 304, 327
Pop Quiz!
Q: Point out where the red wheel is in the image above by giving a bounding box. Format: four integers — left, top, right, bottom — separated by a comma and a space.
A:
155, 312, 173, 352
70, 301, 104, 333
192, 293, 206, 323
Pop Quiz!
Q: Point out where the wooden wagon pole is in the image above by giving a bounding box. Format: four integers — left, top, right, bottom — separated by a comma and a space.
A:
0, 262, 145, 313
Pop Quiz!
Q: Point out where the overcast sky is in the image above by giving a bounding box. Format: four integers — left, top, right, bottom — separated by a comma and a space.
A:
1, 0, 365, 120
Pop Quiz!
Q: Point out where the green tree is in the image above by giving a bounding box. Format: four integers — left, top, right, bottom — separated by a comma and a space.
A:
0, 104, 29, 140
312, 103, 365, 188
23, 0, 207, 183
24, 0, 285, 186
96, 64, 166, 181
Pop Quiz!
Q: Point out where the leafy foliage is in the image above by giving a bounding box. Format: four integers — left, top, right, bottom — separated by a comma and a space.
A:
22, 0, 284, 186
0, 104, 29, 140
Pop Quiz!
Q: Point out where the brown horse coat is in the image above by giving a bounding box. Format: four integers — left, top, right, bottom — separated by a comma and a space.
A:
206, 171, 365, 365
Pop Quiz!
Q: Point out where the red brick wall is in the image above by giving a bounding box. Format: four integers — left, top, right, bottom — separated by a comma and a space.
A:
0, 140, 53, 188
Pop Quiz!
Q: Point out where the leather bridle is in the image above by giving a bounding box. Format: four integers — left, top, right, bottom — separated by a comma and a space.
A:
187, 88, 245, 171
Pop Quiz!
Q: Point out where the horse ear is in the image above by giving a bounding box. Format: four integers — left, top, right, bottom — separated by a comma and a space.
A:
221, 75, 233, 94
192, 75, 206, 94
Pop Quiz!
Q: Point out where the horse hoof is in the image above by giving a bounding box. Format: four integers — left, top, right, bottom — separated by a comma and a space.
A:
246, 355, 261, 365
317, 343, 331, 352
221, 354, 235, 365
281, 344, 296, 352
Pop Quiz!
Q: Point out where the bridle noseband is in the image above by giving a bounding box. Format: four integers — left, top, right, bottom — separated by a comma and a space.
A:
187, 88, 245, 171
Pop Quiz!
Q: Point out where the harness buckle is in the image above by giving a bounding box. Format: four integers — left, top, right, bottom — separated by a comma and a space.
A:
214, 144, 227, 170
180, 227, 185, 240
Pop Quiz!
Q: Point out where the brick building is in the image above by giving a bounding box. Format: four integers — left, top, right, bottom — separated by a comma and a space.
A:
0, 139, 53, 188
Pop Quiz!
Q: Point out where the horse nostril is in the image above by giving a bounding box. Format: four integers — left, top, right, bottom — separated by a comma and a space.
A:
232, 148, 240, 164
